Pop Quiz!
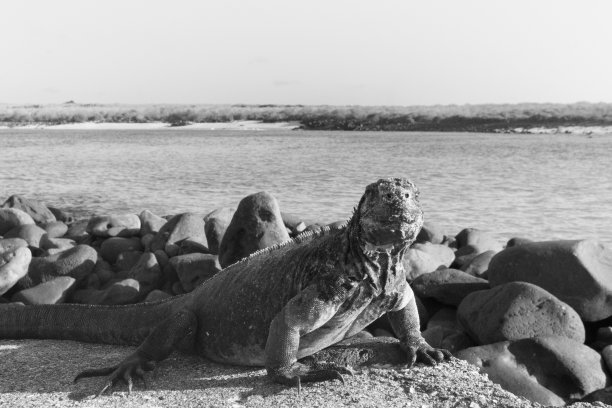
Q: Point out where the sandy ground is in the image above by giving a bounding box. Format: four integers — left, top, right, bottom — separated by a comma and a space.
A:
0, 121, 300, 131
1, 339, 606, 408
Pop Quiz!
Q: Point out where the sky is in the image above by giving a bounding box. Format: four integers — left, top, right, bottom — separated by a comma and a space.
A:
1, 0, 611, 106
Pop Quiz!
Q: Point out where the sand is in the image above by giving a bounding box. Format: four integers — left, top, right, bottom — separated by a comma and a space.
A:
0, 121, 301, 131
2, 339, 606, 408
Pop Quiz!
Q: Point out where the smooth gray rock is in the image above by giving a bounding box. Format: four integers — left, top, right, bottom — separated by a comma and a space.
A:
1, 195, 56, 224
412, 268, 489, 306
457, 281, 585, 344
0, 247, 32, 295
218, 192, 289, 268
11, 276, 76, 305
403, 243, 455, 281
456, 336, 610, 405
487, 239, 612, 321
86, 214, 141, 237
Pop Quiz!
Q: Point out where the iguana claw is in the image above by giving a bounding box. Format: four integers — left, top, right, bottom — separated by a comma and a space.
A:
74, 352, 156, 397
269, 361, 351, 391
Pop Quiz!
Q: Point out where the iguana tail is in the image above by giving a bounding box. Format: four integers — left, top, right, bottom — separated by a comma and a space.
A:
0, 296, 189, 346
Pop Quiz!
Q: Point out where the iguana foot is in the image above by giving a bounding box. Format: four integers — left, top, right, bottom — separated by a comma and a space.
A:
268, 362, 353, 391
403, 340, 452, 367
74, 351, 155, 397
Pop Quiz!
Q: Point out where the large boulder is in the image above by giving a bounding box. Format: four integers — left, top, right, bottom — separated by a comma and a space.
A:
11, 276, 76, 305
169, 253, 221, 292
86, 214, 141, 237
127, 252, 162, 296
100, 237, 142, 264
150, 213, 208, 257
1, 195, 56, 224
3, 224, 48, 248
71, 278, 141, 305
453, 228, 502, 268
139, 210, 166, 236
20, 244, 97, 289
457, 281, 585, 344
0, 208, 35, 235
0, 247, 32, 295
411, 268, 489, 306
487, 239, 612, 321
456, 336, 610, 405
403, 243, 455, 281
415, 221, 445, 245
0, 238, 28, 255
218, 192, 289, 268
40, 221, 68, 238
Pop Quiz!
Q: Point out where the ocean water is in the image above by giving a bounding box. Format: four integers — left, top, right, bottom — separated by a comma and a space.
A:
0, 129, 610, 245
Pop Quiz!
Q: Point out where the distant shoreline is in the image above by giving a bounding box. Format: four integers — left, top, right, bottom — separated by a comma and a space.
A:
1, 102, 612, 134
1, 121, 611, 135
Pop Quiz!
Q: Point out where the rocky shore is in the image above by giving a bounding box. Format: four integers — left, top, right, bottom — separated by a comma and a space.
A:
2, 192, 612, 407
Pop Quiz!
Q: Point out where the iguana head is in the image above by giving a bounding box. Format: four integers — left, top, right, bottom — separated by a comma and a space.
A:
352, 177, 423, 253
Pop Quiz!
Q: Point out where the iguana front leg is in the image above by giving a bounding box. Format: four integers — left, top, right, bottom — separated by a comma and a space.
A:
387, 295, 451, 366
265, 284, 353, 387
74, 309, 197, 396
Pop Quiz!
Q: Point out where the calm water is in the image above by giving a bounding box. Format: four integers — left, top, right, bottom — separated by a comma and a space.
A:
1, 129, 611, 245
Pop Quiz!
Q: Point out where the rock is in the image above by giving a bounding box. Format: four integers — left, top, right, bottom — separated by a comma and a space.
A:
93, 259, 115, 286
3, 224, 47, 248
20, 244, 97, 289
281, 212, 307, 236
0, 238, 28, 255
403, 243, 455, 281
144, 289, 172, 302
100, 237, 142, 264
422, 326, 475, 354
453, 228, 502, 268
204, 208, 235, 255
127, 252, 161, 295
218, 192, 289, 268
461, 250, 496, 278
327, 220, 346, 229
40, 221, 68, 238
457, 281, 585, 344
487, 239, 612, 321
139, 210, 166, 236
150, 213, 208, 258
427, 307, 460, 330
40, 237, 76, 252
602, 345, 612, 374
64, 219, 89, 241
506, 237, 533, 247
412, 268, 489, 306
456, 336, 610, 405
86, 214, 141, 237
153, 249, 169, 270
0, 208, 35, 236
47, 206, 75, 223
415, 221, 445, 245
11, 276, 76, 305
1, 195, 56, 224
175, 239, 210, 256
169, 253, 221, 293
115, 251, 144, 272
0, 247, 32, 295
71, 278, 141, 305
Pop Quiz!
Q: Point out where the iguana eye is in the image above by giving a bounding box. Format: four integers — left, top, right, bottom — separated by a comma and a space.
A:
405, 193, 410, 199
386, 193, 393, 199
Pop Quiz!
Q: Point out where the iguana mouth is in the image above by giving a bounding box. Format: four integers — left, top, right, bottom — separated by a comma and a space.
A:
363, 241, 396, 253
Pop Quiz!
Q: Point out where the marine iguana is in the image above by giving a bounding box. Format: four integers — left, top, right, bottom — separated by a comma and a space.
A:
0, 177, 451, 395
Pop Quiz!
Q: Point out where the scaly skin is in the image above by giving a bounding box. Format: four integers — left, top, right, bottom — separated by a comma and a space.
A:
0, 177, 451, 395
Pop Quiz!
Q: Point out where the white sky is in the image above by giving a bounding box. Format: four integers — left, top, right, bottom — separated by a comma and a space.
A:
1, 0, 611, 106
